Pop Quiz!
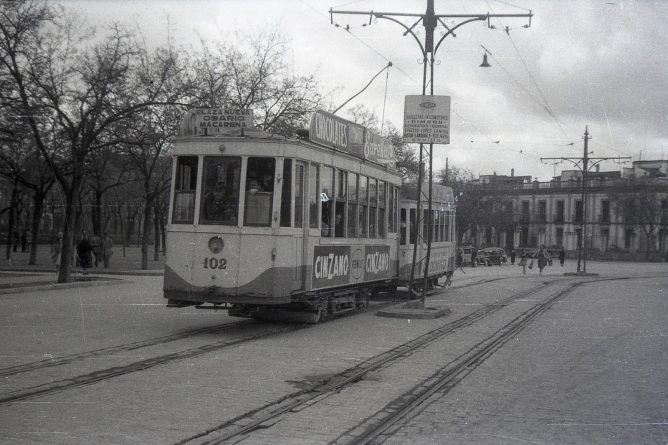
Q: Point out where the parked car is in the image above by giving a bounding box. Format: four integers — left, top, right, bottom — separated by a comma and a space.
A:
459, 245, 480, 267
479, 247, 508, 266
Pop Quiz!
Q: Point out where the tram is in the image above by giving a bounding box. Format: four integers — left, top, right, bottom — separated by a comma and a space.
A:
164, 108, 455, 321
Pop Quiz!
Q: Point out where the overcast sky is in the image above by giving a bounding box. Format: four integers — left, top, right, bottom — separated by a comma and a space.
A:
61, 0, 668, 180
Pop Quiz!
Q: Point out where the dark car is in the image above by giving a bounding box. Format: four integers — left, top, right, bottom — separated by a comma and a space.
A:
479, 247, 508, 266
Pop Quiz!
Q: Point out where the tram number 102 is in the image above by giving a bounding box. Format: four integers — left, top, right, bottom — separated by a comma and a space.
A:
203, 257, 227, 269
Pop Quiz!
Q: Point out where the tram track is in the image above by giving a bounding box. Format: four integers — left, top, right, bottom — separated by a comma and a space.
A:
0, 319, 254, 378
0, 275, 505, 382
0, 275, 579, 410
339, 276, 638, 445
175, 278, 562, 444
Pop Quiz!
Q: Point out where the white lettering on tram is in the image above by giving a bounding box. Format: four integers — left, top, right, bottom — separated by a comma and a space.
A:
313, 113, 348, 148
365, 251, 389, 274
314, 253, 349, 280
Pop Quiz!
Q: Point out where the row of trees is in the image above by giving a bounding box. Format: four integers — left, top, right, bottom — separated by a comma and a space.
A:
0, 0, 422, 282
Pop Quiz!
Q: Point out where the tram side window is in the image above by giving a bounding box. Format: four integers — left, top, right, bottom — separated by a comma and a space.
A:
445, 210, 451, 241
172, 156, 198, 224
348, 173, 358, 237
294, 163, 305, 228
280, 159, 292, 227
388, 186, 395, 233
244, 157, 275, 227
200, 156, 242, 225
378, 180, 386, 238
368, 179, 377, 238
359, 176, 368, 237
335, 169, 346, 237
400, 208, 407, 245
409, 208, 417, 244
309, 164, 319, 229
321, 166, 334, 237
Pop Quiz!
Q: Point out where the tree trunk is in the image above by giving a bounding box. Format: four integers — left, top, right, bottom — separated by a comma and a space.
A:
92, 189, 103, 236
141, 197, 152, 270
28, 192, 46, 265
57, 181, 81, 283
153, 204, 160, 262
5, 182, 18, 260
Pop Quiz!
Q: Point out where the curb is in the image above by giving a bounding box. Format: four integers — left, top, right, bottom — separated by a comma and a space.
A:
0, 278, 126, 296
0, 268, 163, 276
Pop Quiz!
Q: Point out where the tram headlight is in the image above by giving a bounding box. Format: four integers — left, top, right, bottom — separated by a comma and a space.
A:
208, 236, 225, 254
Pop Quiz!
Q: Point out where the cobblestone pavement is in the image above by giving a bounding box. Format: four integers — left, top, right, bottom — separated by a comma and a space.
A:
0, 261, 665, 444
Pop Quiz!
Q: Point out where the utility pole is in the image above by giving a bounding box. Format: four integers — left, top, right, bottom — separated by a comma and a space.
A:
331, 1, 532, 304
542, 126, 631, 274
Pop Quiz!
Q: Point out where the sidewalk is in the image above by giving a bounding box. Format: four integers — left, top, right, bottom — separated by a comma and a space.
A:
0, 244, 164, 276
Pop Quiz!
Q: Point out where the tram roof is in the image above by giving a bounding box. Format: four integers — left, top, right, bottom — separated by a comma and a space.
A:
401, 183, 455, 205
176, 107, 400, 173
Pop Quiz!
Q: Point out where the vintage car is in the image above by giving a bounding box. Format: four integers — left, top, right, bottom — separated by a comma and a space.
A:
478, 247, 508, 266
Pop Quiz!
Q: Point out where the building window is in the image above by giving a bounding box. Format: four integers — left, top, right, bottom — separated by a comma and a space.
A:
601, 200, 610, 223
538, 200, 547, 222
556, 227, 564, 247
521, 200, 530, 222
575, 200, 583, 223
555, 200, 565, 223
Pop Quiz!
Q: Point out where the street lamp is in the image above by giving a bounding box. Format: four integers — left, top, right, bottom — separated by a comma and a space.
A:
331, 1, 532, 303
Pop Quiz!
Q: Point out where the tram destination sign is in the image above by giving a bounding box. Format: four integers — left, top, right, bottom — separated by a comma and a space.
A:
403, 95, 451, 144
178, 107, 254, 137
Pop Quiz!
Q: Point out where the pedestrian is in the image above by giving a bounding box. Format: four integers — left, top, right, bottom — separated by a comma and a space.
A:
471, 247, 478, 267
91, 233, 102, 267
51, 232, 62, 270
77, 232, 93, 274
559, 246, 566, 267
20, 230, 27, 252
12, 231, 19, 252
102, 232, 114, 268
510, 247, 516, 265
537, 244, 550, 276
518, 249, 528, 274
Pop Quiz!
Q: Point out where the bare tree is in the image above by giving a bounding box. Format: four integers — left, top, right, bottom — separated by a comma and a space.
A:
190, 30, 326, 136
0, 1, 189, 281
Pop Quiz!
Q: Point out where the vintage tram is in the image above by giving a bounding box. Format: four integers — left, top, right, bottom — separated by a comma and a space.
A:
164, 108, 455, 321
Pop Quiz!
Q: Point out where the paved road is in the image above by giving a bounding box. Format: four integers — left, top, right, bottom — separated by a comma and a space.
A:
0, 262, 666, 444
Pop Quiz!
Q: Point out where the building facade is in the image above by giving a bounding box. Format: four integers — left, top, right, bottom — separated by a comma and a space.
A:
461, 161, 668, 257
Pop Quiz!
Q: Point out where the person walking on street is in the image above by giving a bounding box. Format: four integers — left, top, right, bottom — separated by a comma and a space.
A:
510, 247, 516, 265
537, 244, 550, 275
102, 233, 114, 268
77, 232, 93, 275
559, 246, 566, 267
51, 232, 62, 269
91, 233, 102, 267
518, 249, 528, 274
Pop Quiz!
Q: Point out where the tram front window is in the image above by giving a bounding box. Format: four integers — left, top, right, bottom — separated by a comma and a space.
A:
200, 156, 241, 225
244, 157, 275, 227
172, 156, 198, 224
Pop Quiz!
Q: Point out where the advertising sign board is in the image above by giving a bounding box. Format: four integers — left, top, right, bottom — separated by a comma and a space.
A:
312, 245, 351, 289
403, 95, 451, 144
309, 110, 365, 157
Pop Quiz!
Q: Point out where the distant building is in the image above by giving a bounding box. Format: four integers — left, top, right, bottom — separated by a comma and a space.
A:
459, 161, 668, 257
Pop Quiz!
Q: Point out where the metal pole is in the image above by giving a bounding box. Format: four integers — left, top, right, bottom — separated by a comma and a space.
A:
582, 127, 589, 273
